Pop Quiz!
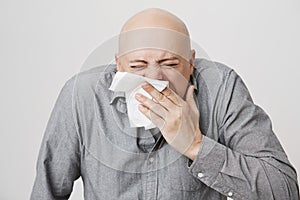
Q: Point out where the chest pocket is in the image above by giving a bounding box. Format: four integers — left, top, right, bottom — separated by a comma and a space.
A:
163, 155, 204, 191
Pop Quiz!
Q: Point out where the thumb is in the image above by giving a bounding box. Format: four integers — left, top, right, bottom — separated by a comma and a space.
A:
185, 85, 196, 105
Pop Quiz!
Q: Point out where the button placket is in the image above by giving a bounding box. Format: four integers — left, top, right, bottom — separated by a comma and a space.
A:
149, 156, 154, 163
145, 152, 158, 200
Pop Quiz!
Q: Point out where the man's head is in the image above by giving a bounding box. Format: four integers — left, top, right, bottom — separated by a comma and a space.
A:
115, 8, 195, 86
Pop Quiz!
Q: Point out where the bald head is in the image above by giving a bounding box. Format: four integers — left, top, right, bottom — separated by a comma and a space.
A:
116, 8, 196, 83
121, 8, 189, 36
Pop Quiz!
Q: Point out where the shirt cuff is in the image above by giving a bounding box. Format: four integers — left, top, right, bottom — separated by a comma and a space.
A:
187, 135, 226, 187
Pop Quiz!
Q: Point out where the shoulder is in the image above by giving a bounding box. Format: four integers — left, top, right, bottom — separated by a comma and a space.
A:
64, 64, 117, 95
193, 58, 235, 97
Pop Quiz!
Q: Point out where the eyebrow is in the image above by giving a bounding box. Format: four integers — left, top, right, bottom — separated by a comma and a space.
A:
129, 59, 148, 64
158, 57, 179, 64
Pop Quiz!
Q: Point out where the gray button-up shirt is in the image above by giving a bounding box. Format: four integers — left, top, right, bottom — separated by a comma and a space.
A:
30, 58, 299, 199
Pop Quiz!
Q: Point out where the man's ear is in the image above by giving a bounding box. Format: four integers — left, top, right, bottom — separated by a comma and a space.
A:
189, 49, 196, 74
115, 53, 120, 71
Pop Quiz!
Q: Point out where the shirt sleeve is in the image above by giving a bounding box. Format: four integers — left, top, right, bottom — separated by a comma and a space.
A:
30, 77, 81, 200
187, 69, 299, 199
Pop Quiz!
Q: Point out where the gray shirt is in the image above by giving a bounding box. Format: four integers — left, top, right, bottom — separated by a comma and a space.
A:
30, 58, 299, 199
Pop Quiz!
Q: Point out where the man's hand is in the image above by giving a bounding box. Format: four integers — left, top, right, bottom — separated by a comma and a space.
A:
135, 82, 203, 160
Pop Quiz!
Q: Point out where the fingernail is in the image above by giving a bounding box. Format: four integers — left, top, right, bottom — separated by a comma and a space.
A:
135, 93, 143, 101
142, 82, 150, 89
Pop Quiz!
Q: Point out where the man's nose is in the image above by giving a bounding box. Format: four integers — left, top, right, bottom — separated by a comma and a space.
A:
144, 67, 164, 80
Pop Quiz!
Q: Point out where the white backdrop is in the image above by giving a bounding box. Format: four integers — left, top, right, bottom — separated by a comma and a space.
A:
0, 1, 299, 199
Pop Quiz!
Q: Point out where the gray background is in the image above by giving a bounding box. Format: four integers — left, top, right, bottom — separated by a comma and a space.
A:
0, 0, 299, 199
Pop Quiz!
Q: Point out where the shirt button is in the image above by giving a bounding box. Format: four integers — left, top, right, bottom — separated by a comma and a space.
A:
197, 172, 204, 178
149, 157, 154, 163
228, 191, 233, 197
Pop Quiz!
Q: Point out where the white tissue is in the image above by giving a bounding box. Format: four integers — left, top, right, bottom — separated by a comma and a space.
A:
109, 72, 169, 129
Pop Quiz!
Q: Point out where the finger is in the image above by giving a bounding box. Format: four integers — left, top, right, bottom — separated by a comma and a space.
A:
161, 86, 182, 106
185, 85, 197, 107
138, 104, 165, 129
141, 82, 176, 110
135, 93, 167, 119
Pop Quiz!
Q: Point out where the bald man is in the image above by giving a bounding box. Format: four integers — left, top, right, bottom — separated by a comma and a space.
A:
31, 8, 299, 200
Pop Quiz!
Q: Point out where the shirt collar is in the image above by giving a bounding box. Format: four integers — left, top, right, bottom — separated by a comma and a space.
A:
109, 91, 125, 105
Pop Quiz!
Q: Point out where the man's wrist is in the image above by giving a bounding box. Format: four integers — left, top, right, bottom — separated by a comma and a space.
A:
185, 129, 202, 161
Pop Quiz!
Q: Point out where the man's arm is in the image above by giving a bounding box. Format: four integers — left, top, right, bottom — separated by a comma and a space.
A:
30, 77, 81, 200
187, 69, 299, 199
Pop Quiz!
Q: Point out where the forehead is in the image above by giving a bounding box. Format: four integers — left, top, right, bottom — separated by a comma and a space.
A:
120, 49, 180, 62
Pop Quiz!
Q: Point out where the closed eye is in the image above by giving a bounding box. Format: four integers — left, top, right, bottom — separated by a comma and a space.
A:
161, 63, 178, 68
165, 63, 178, 66
130, 65, 146, 69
